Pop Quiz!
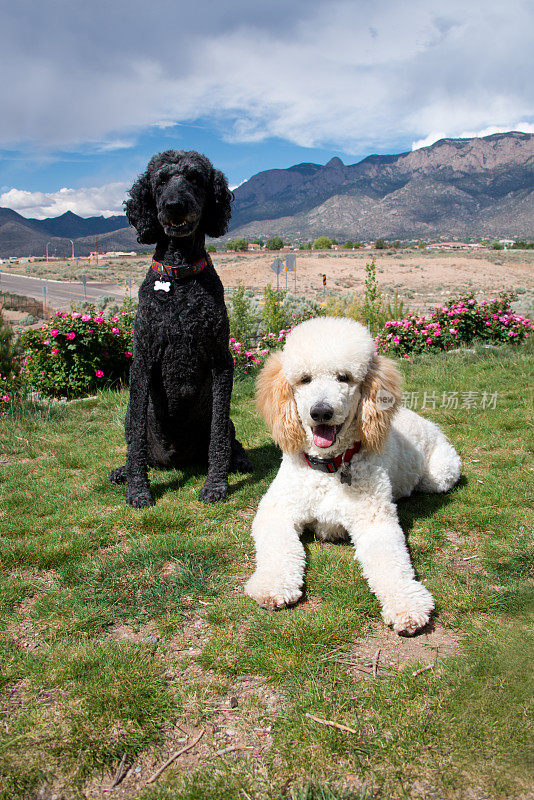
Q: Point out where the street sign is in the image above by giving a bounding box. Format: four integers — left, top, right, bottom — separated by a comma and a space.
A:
285, 254, 296, 271
270, 258, 284, 289
270, 258, 284, 275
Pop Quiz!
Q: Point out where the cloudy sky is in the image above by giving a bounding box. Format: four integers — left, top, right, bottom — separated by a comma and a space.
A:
1, 0, 532, 218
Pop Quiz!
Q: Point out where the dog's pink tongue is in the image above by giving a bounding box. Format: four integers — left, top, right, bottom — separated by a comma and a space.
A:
313, 424, 336, 448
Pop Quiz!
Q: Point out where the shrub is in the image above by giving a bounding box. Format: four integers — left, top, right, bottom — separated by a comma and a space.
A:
206, 243, 216, 253
227, 285, 258, 344
228, 339, 264, 378
261, 284, 288, 335
299, 242, 312, 250
376, 294, 533, 357
313, 237, 332, 249
375, 239, 387, 249
0, 310, 19, 379
20, 304, 135, 398
266, 236, 284, 251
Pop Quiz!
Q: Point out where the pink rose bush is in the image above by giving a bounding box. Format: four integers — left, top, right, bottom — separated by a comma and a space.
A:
375, 294, 533, 357
20, 303, 136, 398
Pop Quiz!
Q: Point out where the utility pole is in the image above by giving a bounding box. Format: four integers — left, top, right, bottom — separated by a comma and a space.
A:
69, 239, 75, 259
95, 235, 99, 266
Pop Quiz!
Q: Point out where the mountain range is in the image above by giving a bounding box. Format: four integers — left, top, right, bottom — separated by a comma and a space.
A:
0, 131, 532, 257
229, 131, 534, 241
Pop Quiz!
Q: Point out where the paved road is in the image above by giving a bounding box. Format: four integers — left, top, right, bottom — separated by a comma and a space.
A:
0, 271, 133, 310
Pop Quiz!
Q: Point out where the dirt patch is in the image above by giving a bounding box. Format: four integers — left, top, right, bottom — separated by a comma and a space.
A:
84, 608, 284, 799
4, 569, 57, 650
344, 622, 459, 680
442, 530, 484, 574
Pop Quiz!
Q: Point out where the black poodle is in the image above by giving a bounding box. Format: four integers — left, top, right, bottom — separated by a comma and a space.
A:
110, 149, 253, 507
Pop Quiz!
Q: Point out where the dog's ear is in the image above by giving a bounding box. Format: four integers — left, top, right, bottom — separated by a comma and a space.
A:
202, 169, 233, 238
256, 352, 305, 453
124, 169, 161, 244
358, 354, 402, 452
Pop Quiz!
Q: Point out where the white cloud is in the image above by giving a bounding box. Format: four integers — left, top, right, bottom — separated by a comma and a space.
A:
0, 184, 128, 219
412, 122, 534, 150
0, 0, 532, 154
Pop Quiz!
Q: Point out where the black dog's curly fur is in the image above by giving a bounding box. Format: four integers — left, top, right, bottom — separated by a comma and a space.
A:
110, 150, 253, 507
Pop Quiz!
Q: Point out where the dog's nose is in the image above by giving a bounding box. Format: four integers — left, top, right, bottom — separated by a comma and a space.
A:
310, 401, 334, 422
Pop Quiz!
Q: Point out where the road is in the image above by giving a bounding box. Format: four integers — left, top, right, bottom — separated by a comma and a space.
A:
0, 271, 133, 310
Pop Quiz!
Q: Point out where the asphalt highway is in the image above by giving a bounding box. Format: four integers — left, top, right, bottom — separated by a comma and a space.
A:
0, 271, 131, 310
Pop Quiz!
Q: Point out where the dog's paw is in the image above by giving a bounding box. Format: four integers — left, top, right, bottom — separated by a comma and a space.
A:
126, 487, 154, 508
109, 466, 127, 484
381, 583, 434, 636
198, 481, 228, 503
244, 571, 302, 610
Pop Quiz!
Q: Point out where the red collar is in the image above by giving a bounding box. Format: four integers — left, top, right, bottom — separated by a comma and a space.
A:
151, 252, 212, 280
302, 441, 361, 474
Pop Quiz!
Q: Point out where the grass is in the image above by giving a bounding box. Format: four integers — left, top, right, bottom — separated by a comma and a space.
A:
0, 345, 532, 799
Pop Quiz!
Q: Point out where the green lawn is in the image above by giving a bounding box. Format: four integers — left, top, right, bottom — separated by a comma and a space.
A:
0, 345, 532, 800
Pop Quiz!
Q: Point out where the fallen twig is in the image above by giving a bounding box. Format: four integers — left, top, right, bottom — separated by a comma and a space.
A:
462, 555, 479, 561
305, 712, 358, 735
211, 745, 254, 758
105, 752, 129, 791
412, 664, 434, 677
145, 730, 204, 785
372, 648, 381, 677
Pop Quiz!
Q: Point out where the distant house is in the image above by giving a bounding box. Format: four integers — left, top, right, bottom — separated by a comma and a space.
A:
499, 239, 515, 248
427, 242, 470, 251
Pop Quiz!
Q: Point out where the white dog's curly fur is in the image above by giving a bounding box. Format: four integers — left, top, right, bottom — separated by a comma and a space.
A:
245, 317, 461, 635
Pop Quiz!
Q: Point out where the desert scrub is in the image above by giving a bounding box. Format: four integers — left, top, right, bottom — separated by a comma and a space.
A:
20, 305, 135, 398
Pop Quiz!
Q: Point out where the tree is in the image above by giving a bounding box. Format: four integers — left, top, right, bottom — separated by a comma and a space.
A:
344, 240, 354, 249
266, 236, 284, 251
206, 243, 216, 253
374, 239, 386, 249
226, 237, 249, 252
299, 242, 312, 250
251, 239, 264, 247
313, 236, 333, 249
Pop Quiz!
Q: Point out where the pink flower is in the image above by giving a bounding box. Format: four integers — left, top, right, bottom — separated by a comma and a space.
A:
66, 331, 75, 340
95, 369, 104, 377
124, 351, 132, 358
94, 315, 104, 323
50, 329, 59, 337
51, 348, 59, 355
468, 299, 475, 305
112, 316, 119, 322
71, 312, 81, 319
485, 321, 491, 326
81, 314, 91, 322
43, 339, 51, 346
449, 328, 456, 334
112, 327, 119, 334
2, 394, 10, 403
426, 337, 433, 344
393, 336, 400, 343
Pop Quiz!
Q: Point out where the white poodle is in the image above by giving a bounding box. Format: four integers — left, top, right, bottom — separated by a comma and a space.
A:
245, 317, 461, 635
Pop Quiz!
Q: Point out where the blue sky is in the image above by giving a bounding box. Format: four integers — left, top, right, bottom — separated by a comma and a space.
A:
0, 0, 532, 218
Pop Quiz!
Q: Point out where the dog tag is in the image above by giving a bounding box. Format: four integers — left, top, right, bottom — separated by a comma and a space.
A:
154, 280, 170, 292
340, 465, 352, 485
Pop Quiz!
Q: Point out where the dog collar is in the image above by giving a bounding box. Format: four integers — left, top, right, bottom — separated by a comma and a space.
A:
302, 441, 361, 476
151, 252, 212, 280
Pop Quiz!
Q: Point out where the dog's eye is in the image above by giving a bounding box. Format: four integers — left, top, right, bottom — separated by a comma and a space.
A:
299, 374, 312, 384
337, 373, 351, 383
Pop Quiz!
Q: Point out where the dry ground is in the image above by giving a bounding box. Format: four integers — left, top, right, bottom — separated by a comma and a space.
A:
4, 248, 534, 315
